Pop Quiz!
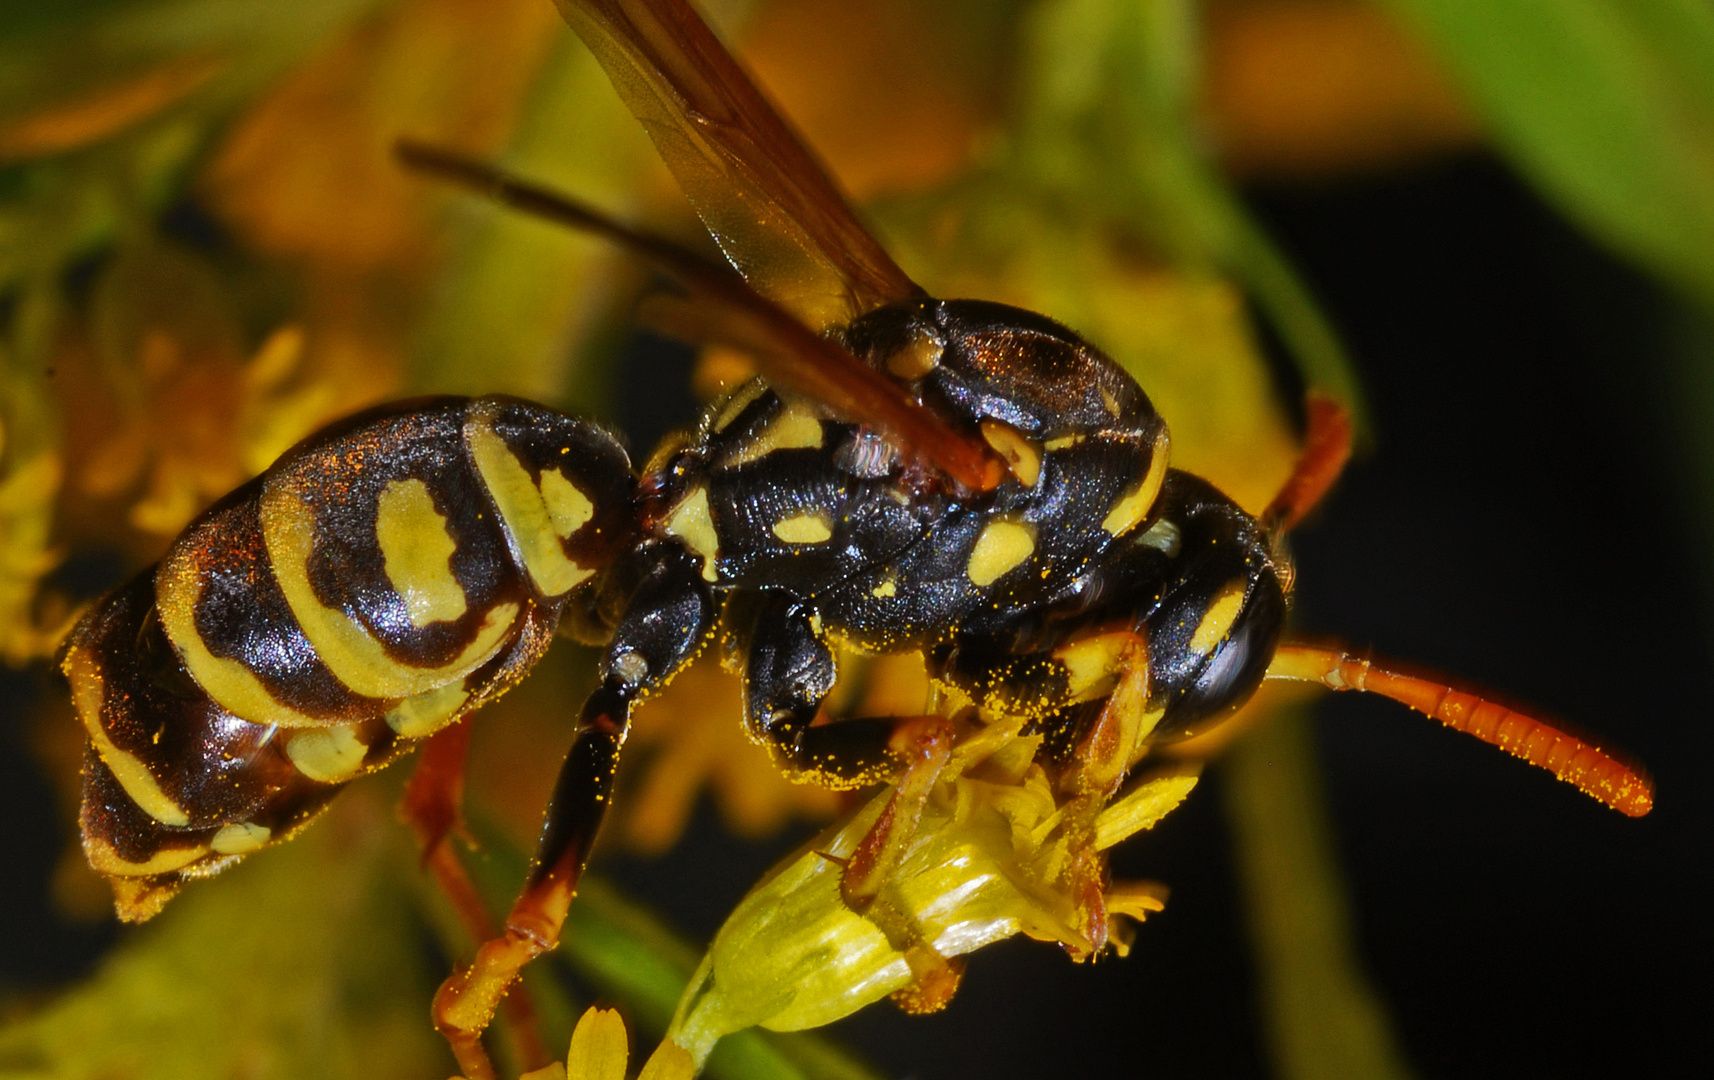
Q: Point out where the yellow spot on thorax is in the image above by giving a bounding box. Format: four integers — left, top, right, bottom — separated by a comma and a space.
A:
967, 519, 1036, 586
664, 486, 720, 582
467, 405, 596, 597
886, 331, 942, 378
376, 478, 469, 628
1189, 582, 1248, 656
721, 401, 825, 469
64, 645, 192, 827
980, 419, 1043, 487
285, 724, 368, 783
1102, 429, 1171, 537
773, 512, 833, 544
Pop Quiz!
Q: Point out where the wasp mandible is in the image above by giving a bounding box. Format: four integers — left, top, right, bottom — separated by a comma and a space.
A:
60, 1, 1653, 1076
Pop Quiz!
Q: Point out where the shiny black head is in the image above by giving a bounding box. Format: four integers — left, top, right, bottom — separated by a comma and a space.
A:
1118, 471, 1289, 739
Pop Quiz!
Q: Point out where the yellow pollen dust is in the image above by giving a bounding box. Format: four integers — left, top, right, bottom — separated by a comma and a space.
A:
1189, 582, 1247, 656
967, 519, 1036, 586
773, 512, 833, 544
375, 479, 469, 628
1053, 629, 1139, 702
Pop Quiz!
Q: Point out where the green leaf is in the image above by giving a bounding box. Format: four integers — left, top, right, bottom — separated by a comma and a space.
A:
1381, 0, 1714, 309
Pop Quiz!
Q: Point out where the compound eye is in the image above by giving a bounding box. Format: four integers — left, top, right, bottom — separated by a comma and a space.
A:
1161, 570, 1287, 740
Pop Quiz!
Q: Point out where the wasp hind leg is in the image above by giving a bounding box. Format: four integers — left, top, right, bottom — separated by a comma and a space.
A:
431, 541, 713, 1080
400, 720, 550, 1073
737, 591, 963, 1010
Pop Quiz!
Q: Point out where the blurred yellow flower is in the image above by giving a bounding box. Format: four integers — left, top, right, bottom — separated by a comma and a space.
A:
476, 1007, 693, 1080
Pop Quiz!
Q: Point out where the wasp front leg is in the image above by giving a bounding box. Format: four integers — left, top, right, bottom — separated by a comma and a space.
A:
734, 590, 961, 1006
432, 540, 713, 1080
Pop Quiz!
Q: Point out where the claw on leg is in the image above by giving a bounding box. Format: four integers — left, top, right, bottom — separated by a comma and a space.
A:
839, 715, 953, 911
433, 879, 576, 1080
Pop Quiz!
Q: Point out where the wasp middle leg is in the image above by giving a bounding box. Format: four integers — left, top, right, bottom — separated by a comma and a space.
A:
431, 539, 713, 1080
733, 589, 963, 1004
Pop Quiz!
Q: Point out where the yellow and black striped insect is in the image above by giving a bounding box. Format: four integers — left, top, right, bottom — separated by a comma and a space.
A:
61, 0, 1654, 1075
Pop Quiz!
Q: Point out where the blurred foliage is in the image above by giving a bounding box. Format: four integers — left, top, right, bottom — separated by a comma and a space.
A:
0, 789, 445, 1080
1373, 0, 1714, 614
3, 0, 1708, 1078
1380, 0, 1714, 312
1223, 704, 1415, 1080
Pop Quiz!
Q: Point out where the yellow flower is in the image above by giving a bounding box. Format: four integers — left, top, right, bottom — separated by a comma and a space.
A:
500, 1007, 693, 1080
664, 708, 1201, 1066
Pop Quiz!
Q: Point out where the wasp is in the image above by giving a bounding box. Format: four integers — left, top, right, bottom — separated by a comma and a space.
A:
60, 0, 1653, 1076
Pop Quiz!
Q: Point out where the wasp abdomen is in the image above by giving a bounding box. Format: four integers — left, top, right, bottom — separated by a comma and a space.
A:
65, 397, 634, 919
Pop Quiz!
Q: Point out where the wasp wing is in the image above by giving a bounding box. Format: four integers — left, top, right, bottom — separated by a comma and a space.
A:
554, 0, 919, 331
397, 143, 1001, 490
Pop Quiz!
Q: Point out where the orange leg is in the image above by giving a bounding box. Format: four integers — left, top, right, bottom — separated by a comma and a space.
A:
1056, 631, 1153, 958
1261, 392, 1354, 535
432, 538, 714, 1078
428, 704, 624, 1080
831, 715, 965, 1013
1266, 643, 1654, 817
402, 720, 549, 1077
402, 717, 474, 857
839, 715, 954, 911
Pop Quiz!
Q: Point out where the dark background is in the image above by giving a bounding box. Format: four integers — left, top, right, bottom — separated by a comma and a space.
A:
4, 152, 1709, 1077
